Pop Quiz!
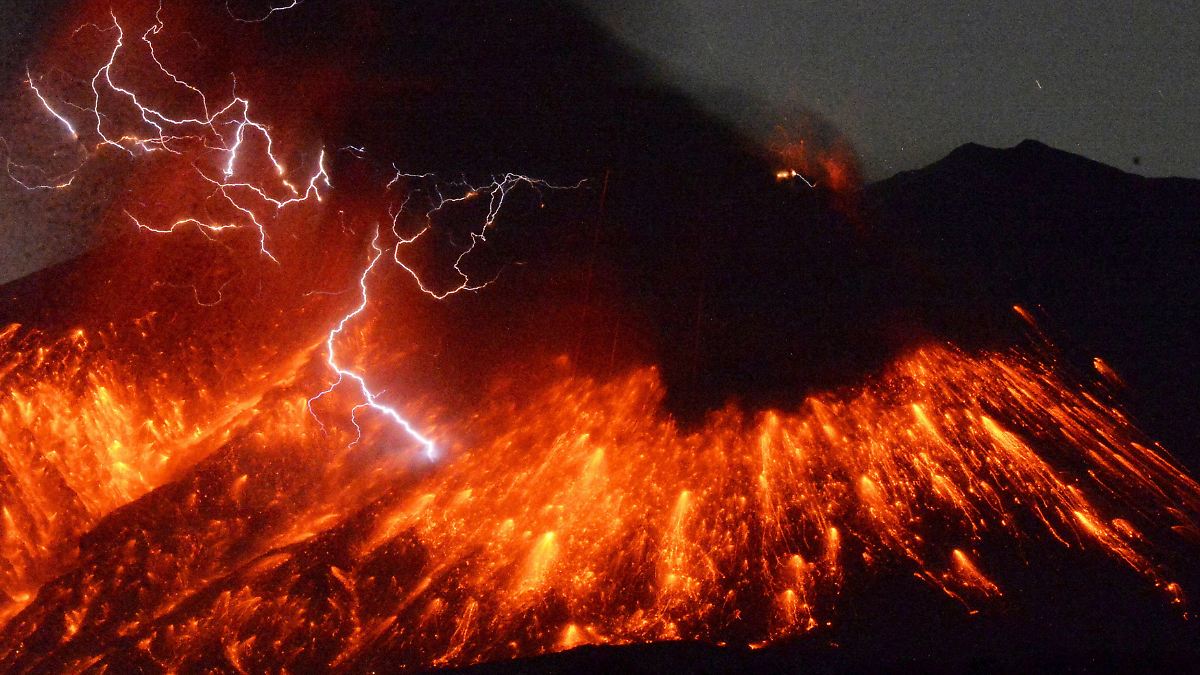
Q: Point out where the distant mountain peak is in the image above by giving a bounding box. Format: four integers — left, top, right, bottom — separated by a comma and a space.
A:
1013, 138, 1051, 151
943, 138, 1089, 166
873, 139, 1145, 192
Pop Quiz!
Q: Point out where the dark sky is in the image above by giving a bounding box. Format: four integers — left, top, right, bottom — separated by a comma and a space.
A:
579, 1, 1199, 180
2, 1, 1197, 181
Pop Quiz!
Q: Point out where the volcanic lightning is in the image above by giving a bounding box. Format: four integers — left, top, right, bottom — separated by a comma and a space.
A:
2, 2, 1199, 673
308, 228, 439, 460
21, 5, 331, 260
25, 69, 78, 140
225, 0, 303, 24
11, 6, 579, 469
307, 170, 585, 456
387, 171, 585, 299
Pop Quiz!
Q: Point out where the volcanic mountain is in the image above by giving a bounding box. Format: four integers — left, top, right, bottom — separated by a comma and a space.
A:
863, 139, 1200, 463
3, 138, 1198, 670
1, 0, 1198, 672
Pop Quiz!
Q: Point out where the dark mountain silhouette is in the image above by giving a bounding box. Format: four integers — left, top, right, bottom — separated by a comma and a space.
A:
252, 3, 1197, 457
1, 1, 1198, 672
441, 134, 1200, 672
863, 139, 1200, 463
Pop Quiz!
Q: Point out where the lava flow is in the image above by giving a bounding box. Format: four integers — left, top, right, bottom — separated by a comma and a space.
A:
1, 1, 1199, 672
3, 328, 1200, 670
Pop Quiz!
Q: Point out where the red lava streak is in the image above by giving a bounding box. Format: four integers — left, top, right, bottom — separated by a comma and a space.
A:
1, 2, 1198, 672
1, 335, 1198, 670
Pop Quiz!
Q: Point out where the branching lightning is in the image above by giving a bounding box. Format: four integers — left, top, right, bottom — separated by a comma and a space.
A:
12, 6, 580, 462
0, 136, 79, 190
18, 5, 330, 260
4, 3, 1200, 670
307, 228, 439, 460
306, 171, 583, 458
388, 171, 585, 299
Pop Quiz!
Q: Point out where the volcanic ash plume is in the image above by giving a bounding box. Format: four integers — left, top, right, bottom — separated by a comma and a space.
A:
0, 1, 1198, 672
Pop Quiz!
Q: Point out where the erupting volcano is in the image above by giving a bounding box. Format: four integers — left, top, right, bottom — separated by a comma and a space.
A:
2, 1, 1198, 671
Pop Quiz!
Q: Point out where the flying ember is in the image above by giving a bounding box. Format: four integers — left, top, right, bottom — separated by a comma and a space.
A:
1, 1, 1197, 672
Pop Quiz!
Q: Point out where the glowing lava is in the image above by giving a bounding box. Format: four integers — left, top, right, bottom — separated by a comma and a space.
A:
1, 3, 1198, 673
1, 337, 1198, 670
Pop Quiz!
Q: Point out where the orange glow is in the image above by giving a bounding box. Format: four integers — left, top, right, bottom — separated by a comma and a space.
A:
768, 123, 862, 197
3, 4, 1198, 671
2, 332, 1198, 669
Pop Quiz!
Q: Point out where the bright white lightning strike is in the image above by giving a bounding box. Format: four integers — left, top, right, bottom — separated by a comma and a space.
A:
16, 7, 579, 463
27, 70, 78, 139
309, 229, 439, 460
303, 172, 582, 457
10, 6, 329, 261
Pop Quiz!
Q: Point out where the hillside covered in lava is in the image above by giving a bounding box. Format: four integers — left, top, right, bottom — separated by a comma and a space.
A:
1, 0, 1198, 671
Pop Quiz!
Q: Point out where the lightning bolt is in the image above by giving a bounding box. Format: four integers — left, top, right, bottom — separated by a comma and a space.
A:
0, 137, 78, 190
389, 171, 586, 299
16, 5, 329, 260
226, 0, 303, 23
16, 7, 582, 464
307, 170, 582, 459
26, 69, 78, 140
307, 228, 439, 460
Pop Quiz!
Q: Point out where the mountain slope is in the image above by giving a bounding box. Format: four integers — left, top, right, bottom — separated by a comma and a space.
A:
864, 139, 1200, 461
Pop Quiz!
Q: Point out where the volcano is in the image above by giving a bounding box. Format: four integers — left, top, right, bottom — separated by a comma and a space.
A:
1, 1, 1198, 672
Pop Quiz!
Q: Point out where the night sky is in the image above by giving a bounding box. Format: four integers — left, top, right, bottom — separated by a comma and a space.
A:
1, 1, 1197, 282
5, 1, 1196, 181
580, 1, 1199, 180
0, 2, 1198, 669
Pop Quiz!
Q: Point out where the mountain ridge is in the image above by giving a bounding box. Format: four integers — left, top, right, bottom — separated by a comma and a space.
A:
862, 137, 1200, 462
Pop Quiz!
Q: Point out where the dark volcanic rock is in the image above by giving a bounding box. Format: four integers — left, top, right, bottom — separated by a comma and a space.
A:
864, 139, 1200, 462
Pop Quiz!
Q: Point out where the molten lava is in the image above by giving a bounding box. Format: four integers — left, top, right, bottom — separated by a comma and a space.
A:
2, 325, 1198, 670
1, 2, 1199, 672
